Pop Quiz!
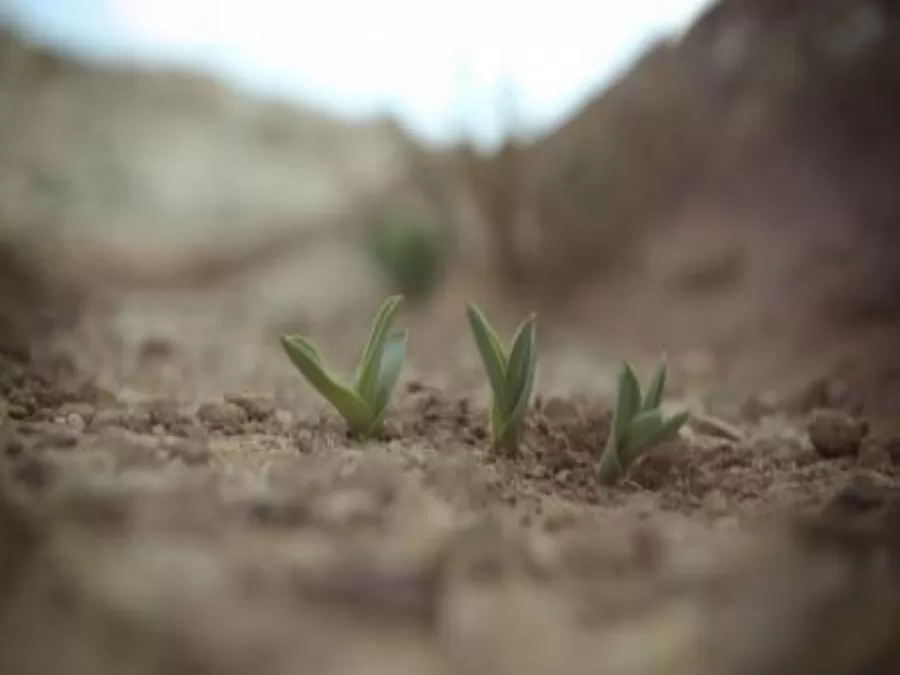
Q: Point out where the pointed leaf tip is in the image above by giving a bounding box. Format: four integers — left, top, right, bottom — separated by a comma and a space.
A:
642, 358, 668, 411
356, 295, 404, 404
467, 303, 511, 414
613, 362, 642, 444
507, 315, 537, 402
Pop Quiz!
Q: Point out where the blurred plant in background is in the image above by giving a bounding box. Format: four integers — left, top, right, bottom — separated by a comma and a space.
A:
364, 210, 453, 306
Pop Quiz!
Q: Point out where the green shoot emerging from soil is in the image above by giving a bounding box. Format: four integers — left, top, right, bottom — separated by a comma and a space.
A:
280, 295, 407, 438
597, 359, 689, 485
466, 304, 537, 457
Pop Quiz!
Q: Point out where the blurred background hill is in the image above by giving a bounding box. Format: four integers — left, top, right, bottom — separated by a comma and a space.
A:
514, 0, 900, 417
2, 0, 900, 421
0, 25, 412, 288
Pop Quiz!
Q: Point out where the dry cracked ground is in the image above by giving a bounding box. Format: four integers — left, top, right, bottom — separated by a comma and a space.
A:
2, 232, 900, 675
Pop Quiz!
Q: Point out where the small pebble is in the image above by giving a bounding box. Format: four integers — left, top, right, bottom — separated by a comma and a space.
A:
58, 402, 95, 426
807, 409, 867, 459
196, 401, 248, 434
167, 440, 211, 466
225, 393, 275, 421
66, 413, 86, 433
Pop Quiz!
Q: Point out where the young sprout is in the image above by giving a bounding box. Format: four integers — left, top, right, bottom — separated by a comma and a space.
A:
280, 295, 407, 438
597, 358, 689, 485
466, 303, 538, 457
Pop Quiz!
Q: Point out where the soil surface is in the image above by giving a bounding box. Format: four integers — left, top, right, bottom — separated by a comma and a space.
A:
6, 8, 900, 672
3, 241, 900, 675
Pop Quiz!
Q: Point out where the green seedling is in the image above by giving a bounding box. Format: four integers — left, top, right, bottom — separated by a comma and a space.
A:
280, 295, 407, 438
466, 303, 538, 456
365, 213, 451, 306
597, 359, 689, 485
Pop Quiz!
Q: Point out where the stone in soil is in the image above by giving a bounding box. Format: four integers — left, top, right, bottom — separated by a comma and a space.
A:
806, 409, 868, 459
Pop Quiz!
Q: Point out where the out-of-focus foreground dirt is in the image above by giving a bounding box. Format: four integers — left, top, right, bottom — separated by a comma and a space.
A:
3, 1, 900, 673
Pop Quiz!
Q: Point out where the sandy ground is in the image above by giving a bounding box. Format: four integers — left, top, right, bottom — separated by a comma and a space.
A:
5, 9, 900, 672
2, 230, 900, 675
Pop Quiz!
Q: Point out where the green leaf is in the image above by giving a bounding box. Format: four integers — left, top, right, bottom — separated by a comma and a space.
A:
624, 409, 689, 467
293, 334, 328, 366
467, 304, 511, 414
626, 409, 665, 443
612, 362, 642, 445
597, 432, 625, 485
621, 409, 665, 466
490, 401, 504, 445
371, 330, 408, 419
496, 424, 521, 456
660, 409, 690, 440
355, 295, 404, 404
505, 314, 537, 406
496, 377, 534, 453
495, 317, 537, 454
469, 304, 507, 361
641, 359, 668, 412
599, 362, 648, 485
597, 357, 687, 485
280, 334, 373, 433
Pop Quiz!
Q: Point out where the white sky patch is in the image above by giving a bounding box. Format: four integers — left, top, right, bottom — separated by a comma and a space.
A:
12, 0, 715, 147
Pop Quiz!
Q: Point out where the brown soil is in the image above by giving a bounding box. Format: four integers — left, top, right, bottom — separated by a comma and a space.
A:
3, 241, 900, 675
553, 128, 900, 438
512, 0, 900, 435
5, 7, 900, 671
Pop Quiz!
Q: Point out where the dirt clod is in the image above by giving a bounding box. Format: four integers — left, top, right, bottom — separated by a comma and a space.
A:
166, 438, 211, 466
196, 399, 250, 434
882, 436, 900, 466
807, 409, 868, 459
225, 393, 276, 422
821, 473, 900, 526
9, 455, 54, 490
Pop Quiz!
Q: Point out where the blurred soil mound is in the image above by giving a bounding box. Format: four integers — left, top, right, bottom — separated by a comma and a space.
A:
0, 26, 417, 296
470, 0, 900, 426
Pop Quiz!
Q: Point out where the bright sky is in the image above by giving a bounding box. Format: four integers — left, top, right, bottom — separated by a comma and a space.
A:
4, 0, 715, 148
